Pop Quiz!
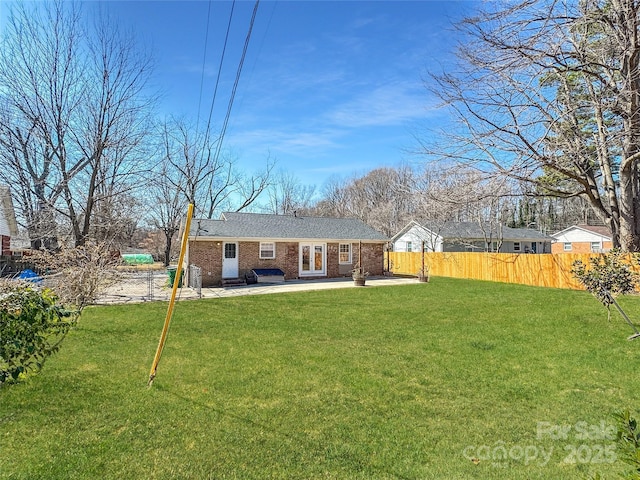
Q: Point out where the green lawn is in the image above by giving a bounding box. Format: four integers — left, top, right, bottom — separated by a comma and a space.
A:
1, 277, 639, 479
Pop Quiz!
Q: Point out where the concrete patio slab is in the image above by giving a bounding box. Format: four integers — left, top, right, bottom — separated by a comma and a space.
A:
94, 274, 418, 305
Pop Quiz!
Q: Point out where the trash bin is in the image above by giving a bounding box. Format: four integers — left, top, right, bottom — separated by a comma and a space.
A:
167, 267, 183, 287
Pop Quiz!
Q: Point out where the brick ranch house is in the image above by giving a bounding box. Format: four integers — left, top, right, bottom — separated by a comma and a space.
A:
550, 224, 613, 253
185, 212, 388, 287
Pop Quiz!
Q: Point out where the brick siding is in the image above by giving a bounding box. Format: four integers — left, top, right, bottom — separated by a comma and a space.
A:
188, 240, 222, 287
238, 241, 299, 280
188, 239, 385, 286
353, 242, 384, 276
551, 241, 613, 254
1, 235, 9, 256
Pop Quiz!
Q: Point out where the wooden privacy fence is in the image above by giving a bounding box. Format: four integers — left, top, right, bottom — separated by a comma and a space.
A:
385, 252, 638, 290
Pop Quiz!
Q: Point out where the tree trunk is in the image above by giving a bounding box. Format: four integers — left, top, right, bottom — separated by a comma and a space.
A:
164, 232, 173, 267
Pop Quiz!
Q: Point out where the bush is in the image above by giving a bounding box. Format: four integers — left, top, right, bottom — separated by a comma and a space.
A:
615, 410, 640, 479
571, 249, 640, 321
29, 243, 121, 309
0, 280, 77, 385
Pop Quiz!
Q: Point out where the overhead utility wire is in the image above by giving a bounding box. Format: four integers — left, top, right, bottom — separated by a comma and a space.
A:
211, 0, 260, 168
205, 0, 237, 139
195, 0, 213, 134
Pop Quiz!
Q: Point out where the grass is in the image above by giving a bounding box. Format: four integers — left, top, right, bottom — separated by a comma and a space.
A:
1, 277, 640, 479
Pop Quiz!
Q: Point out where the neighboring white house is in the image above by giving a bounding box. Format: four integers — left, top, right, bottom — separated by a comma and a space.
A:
391, 220, 552, 254
550, 225, 612, 253
0, 185, 18, 256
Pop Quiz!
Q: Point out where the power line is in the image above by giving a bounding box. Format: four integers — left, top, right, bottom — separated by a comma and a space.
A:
211, 0, 260, 168
205, 0, 236, 139
195, 0, 213, 134
196, 0, 260, 218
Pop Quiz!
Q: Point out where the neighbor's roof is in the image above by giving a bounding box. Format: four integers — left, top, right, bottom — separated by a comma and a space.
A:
392, 220, 552, 242
189, 212, 388, 242
551, 224, 612, 240
436, 222, 552, 241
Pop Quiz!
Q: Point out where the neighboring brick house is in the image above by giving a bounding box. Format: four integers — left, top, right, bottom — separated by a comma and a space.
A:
391, 220, 552, 253
0, 186, 18, 256
185, 212, 388, 287
551, 225, 613, 253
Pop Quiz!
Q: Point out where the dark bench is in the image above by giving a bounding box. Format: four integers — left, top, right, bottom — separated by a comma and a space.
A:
249, 268, 285, 284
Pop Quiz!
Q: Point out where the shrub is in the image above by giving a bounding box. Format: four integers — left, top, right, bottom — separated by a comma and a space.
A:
615, 410, 640, 479
0, 280, 77, 385
571, 249, 640, 321
29, 243, 121, 309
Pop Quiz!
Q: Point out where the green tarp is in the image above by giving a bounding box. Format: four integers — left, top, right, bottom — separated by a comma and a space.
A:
121, 253, 154, 265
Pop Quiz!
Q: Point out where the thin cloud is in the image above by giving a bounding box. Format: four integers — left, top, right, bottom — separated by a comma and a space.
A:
228, 127, 343, 157
326, 82, 435, 128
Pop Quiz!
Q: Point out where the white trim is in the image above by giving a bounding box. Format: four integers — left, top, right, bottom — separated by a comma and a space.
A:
338, 243, 352, 264
551, 225, 611, 242
189, 236, 386, 244
390, 223, 444, 253
390, 220, 422, 243
259, 241, 276, 259
299, 242, 326, 276
222, 242, 239, 278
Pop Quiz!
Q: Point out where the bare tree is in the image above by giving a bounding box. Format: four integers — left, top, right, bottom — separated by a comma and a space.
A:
424, 0, 640, 251
90, 191, 141, 249
158, 118, 212, 215
159, 117, 273, 219
318, 167, 416, 237
414, 166, 517, 251
313, 175, 352, 217
0, 2, 83, 249
147, 138, 185, 266
0, 1, 155, 248
211, 153, 274, 216
266, 170, 316, 215
70, 12, 155, 246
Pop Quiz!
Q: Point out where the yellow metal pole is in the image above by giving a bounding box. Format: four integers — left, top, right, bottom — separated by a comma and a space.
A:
148, 203, 194, 387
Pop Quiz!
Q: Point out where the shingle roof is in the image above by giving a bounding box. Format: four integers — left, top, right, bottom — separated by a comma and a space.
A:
190, 212, 388, 242
424, 221, 552, 241
580, 225, 610, 237
558, 224, 611, 238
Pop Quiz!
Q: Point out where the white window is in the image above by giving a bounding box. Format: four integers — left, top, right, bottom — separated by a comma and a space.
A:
591, 242, 602, 252
224, 242, 236, 259
563, 242, 572, 251
406, 241, 412, 252
339, 243, 351, 264
514, 242, 521, 252
260, 242, 275, 259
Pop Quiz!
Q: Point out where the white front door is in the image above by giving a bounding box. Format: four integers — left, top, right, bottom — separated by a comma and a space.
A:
299, 243, 326, 276
222, 242, 239, 278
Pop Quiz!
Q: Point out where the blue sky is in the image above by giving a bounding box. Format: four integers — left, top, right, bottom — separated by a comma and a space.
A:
4, 1, 476, 188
